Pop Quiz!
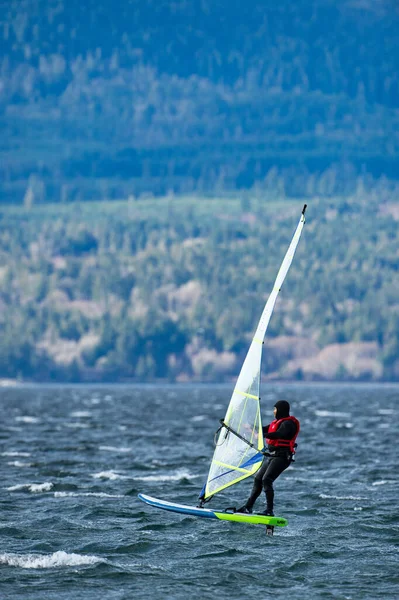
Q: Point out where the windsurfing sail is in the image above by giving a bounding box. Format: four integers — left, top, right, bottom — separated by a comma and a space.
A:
200, 205, 307, 501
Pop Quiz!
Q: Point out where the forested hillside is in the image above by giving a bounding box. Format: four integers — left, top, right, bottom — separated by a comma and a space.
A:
1, 1, 398, 382
1, 0, 398, 203
1, 194, 398, 382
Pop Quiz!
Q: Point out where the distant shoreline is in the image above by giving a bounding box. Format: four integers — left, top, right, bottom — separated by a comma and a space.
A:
1, 379, 398, 388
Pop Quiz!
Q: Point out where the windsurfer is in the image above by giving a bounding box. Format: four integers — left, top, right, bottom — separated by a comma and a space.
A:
238, 400, 299, 516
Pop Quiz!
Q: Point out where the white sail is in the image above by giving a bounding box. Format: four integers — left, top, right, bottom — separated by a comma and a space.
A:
202, 206, 306, 500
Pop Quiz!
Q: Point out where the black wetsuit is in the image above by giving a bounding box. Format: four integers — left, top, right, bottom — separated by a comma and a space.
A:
244, 419, 297, 514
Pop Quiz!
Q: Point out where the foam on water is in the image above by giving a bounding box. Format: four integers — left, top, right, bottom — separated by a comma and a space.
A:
99, 445, 132, 453
15, 416, 40, 424
7, 482, 54, 493
0, 551, 104, 569
319, 493, 366, 501
7, 461, 33, 467
91, 470, 128, 480
54, 491, 124, 498
314, 409, 351, 418
1, 451, 31, 457
133, 468, 197, 482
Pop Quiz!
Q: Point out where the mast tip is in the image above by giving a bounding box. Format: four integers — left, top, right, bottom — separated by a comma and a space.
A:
302, 204, 307, 215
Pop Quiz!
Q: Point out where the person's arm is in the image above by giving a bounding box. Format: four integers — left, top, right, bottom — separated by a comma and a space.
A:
264, 420, 297, 440
262, 424, 270, 436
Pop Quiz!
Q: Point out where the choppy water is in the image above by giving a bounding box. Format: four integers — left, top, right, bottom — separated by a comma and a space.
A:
0, 383, 398, 599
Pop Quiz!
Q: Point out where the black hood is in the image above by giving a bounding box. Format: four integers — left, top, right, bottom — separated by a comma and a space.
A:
274, 400, 290, 419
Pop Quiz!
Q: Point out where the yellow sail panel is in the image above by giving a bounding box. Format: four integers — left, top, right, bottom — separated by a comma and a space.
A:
205, 465, 261, 498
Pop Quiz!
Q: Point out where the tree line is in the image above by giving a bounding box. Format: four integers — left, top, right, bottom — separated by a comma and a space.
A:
0, 193, 398, 382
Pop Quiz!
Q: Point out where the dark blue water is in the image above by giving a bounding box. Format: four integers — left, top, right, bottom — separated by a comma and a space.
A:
0, 384, 398, 599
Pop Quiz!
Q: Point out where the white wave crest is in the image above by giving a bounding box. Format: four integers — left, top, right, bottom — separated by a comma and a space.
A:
133, 469, 197, 482
99, 446, 132, 453
0, 550, 103, 569
319, 493, 365, 500
314, 410, 351, 418
55, 491, 123, 498
70, 411, 92, 418
7, 482, 54, 493
7, 461, 33, 468
91, 471, 128, 480
15, 416, 39, 424
1, 452, 31, 457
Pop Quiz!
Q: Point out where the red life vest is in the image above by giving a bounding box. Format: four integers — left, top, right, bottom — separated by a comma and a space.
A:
265, 416, 300, 453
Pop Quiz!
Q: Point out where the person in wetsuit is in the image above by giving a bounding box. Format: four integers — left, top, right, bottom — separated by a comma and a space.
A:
238, 400, 299, 516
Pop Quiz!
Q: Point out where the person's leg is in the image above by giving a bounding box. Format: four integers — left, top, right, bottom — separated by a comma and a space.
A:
238, 458, 269, 512
261, 457, 290, 514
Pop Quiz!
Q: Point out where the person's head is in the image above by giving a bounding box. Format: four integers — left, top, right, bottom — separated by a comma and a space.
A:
273, 400, 290, 419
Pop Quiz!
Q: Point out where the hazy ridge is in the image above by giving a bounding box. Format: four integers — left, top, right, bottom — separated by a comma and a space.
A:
1, 0, 398, 203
